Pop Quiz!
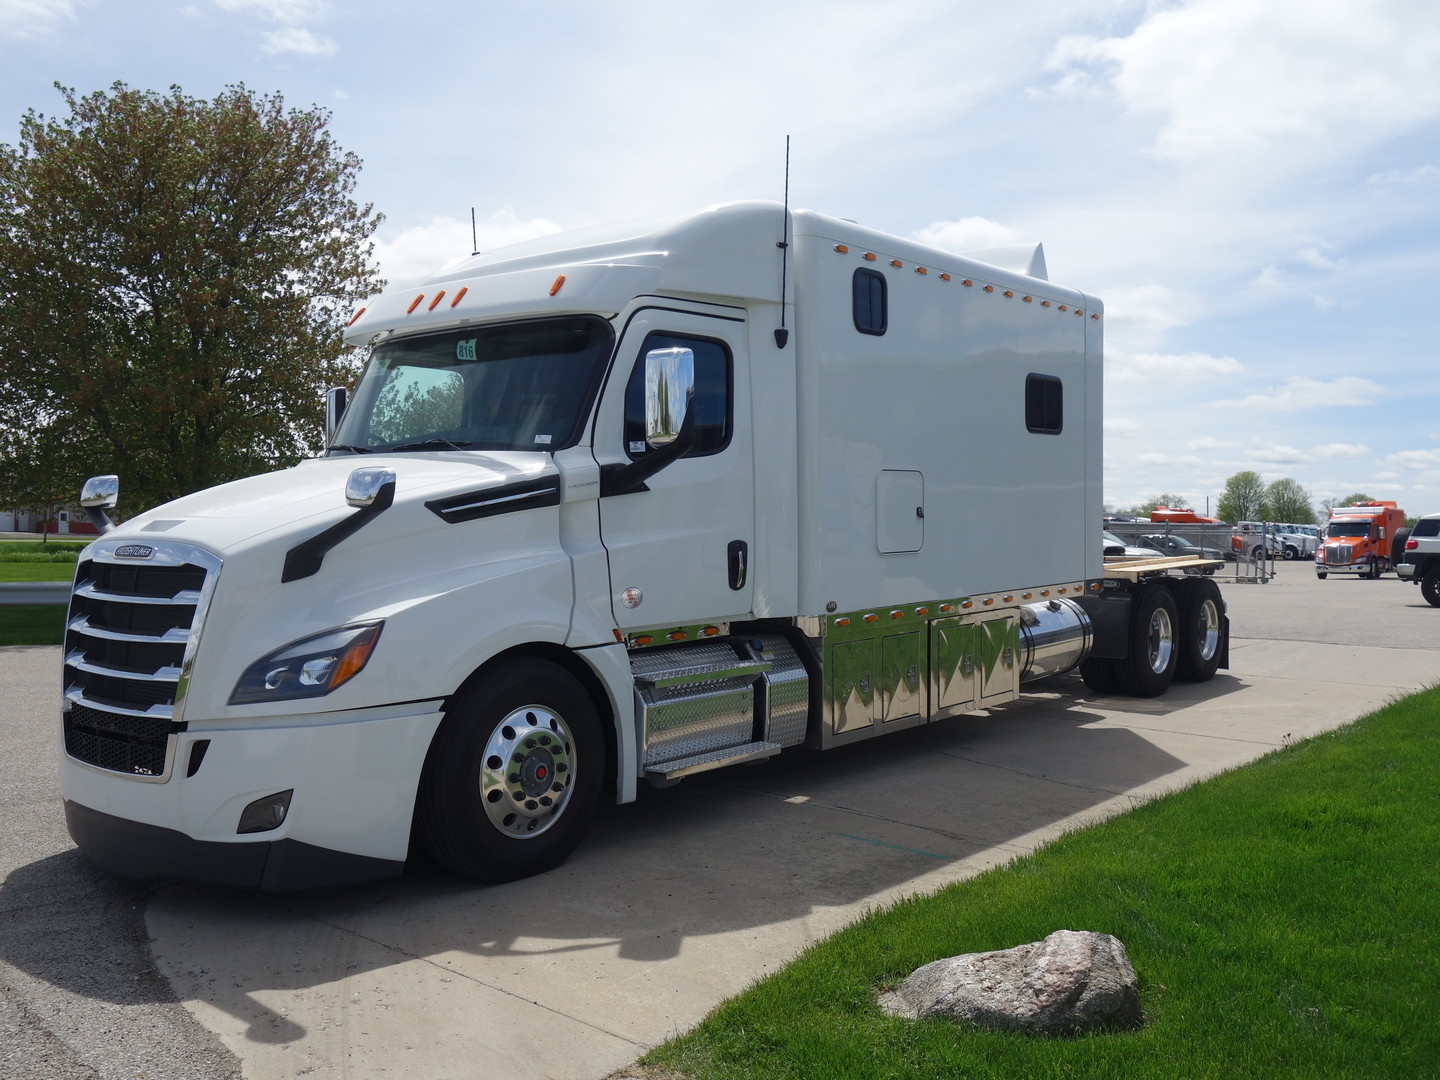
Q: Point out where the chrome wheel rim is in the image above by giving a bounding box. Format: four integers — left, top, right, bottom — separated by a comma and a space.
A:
480, 705, 575, 839
1148, 607, 1175, 674
1196, 598, 1221, 661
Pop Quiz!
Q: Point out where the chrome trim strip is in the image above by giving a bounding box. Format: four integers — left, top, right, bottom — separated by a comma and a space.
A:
73, 581, 201, 606
64, 686, 175, 721
441, 489, 546, 514
64, 651, 182, 683
66, 615, 191, 644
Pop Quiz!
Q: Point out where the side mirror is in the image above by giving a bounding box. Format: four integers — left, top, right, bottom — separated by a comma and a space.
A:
644, 347, 695, 449
325, 387, 348, 446
80, 474, 119, 534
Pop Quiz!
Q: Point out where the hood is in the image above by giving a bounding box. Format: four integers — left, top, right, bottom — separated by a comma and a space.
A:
106, 452, 558, 557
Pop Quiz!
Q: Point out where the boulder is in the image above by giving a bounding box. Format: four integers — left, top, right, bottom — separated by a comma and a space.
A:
878, 929, 1142, 1035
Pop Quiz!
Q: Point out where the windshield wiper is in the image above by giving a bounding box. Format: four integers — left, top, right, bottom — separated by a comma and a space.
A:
387, 437, 476, 452
326, 444, 375, 455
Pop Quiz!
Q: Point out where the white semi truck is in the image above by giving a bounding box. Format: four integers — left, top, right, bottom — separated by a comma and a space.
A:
59, 201, 1227, 890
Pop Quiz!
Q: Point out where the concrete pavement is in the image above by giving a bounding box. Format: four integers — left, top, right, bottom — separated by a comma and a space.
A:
4, 565, 1440, 1079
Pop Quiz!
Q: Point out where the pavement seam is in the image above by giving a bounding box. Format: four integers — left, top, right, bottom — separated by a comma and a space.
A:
251, 898, 648, 1049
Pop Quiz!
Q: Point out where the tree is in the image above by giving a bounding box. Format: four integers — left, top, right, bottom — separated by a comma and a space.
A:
1260, 478, 1315, 523
1216, 470, 1265, 523
1137, 493, 1191, 516
1335, 492, 1374, 507
0, 82, 383, 513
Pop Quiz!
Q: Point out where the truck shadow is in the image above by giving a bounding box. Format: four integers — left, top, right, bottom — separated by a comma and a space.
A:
2, 671, 1255, 1046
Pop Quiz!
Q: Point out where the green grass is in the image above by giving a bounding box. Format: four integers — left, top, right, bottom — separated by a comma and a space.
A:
644, 692, 1440, 1080
0, 541, 83, 582
0, 605, 66, 646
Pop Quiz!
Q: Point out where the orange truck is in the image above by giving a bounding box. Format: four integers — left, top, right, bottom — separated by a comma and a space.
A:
1316, 501, 1407, 579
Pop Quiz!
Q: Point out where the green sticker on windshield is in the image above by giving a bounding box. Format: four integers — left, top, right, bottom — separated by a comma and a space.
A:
456, 338, 477, 361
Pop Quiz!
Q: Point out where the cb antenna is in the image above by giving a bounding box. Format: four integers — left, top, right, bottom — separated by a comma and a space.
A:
471, 207, 479, 255
774, 135, 791, 349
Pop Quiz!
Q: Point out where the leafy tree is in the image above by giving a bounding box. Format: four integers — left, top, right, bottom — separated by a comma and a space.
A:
1336, 492, 1375, 507
1216, 470, 1265, 523
1137, 493, 1191, 516
1260, 478, 1315, 524
0, 82, 383, 513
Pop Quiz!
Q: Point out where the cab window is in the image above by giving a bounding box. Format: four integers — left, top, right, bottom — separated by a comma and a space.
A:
623, 332, 732, 458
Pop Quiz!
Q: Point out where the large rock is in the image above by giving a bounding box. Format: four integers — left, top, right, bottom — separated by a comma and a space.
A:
878, 929, 1142, 1035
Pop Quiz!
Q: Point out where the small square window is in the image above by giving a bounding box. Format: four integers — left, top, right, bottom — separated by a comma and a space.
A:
1026, 374, 1062, 434
853, 268, 887, 335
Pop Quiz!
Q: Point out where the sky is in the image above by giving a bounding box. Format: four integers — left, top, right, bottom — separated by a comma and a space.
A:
3, 0, 1439, 517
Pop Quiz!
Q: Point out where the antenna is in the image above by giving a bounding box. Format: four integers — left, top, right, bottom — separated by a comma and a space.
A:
774, 135, 791, 349
471, 207, 479, 255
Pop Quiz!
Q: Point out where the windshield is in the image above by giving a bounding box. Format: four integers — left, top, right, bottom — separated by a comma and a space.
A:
332, 316, 613, 453
1327, 522, 1371, 538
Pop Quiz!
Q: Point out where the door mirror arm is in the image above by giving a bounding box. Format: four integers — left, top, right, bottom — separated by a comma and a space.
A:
600, 397, 697, 498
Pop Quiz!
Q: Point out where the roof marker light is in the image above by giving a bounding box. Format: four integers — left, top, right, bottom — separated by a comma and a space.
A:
549, 275, 566, 297
1041, 300, 1051, 307
834, 244, 849, 253
1003, 290, 1014, 298
890, 260, 903, 269
406, 295, 424, 314
962, 279, 974, 287
1075, 309, 1084, 316
346, 307, 366, 327
427, 290, 447, 311
1023, 296, 1033, 303
863, 253, 877, 262
915, 267, 927, 275
1059, 305, 1068, 311
940, 273, 951, 282
1091, 313, 1100, 320
983, 285, 995, 293
450, 286, 468, 307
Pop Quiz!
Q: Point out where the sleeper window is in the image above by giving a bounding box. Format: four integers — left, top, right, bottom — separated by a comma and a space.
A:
853, 268, 887, 335
1026, 374, 1063, 434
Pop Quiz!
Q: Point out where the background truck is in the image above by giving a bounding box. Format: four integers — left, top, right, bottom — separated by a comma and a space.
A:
59, 201, 1228, 891
1317, 501, 1407, 579
1393, 513, 1436, 601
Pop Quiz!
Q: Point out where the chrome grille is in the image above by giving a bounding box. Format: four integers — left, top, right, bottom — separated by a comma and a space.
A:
1325, 544, 1353, 565
62, 540, 221, 781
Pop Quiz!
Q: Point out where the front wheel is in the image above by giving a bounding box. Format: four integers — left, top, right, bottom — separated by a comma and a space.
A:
1283, 545, 1298, 561
417, 659, 604, 882
1316, 572, 1328, 580
1115, 583, 1179, 697
1422, 569, 1440, 608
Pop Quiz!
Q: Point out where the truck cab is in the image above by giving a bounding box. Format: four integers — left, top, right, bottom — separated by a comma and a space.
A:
1316, 502, 1406, 579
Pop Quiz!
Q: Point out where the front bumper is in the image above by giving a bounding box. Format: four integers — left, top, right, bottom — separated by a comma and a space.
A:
64, 800, 403, 890
1397, 562, 1417, 580
1316, 562, 1375, 576
60, 700, 445, 891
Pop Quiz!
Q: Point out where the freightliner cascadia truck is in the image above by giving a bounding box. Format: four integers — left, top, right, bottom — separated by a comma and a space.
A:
59, 201, 1228, 890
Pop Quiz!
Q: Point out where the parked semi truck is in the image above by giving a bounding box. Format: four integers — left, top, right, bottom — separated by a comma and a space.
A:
59, 201, 1228, 891
1316, 501, 1407, 579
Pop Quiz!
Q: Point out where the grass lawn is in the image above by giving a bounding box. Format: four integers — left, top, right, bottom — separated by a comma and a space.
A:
643, 691, 1440, 1080
0, 605, 66, 646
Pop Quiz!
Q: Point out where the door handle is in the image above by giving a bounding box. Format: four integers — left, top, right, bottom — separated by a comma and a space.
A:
728, 540, 748, 591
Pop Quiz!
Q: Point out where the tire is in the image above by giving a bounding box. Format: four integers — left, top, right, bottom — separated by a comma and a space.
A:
1114, 583, 1180, 698
1316, 572, 1327, 579
1175, 577, 1224, 683
417, 659, 604, 882
1422, 569, 1440, 608
1080, 656, 1121, 695
1392, 528, 1411, 575
1251, 545, 1266, 562
1283, 545, 1298, 561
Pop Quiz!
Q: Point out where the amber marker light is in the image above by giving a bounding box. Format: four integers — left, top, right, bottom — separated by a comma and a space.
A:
1092, 313, 1100, 320
863, 253, 877, 261
834, 244, 849, 253
983, 597, 994, 606
890, 260, 903, 269
863, 613, 879, 623
1023, 296, 1033, 303
450, 286, 468, 307
1041, 300, 1051, 307
1023, 593, 1032, 600
890, 609, 904, 619
962, 279, 974, 287
346, 307, 366, 326
939, 603, 953, 613
634, 635, 654, 646
701, 626, 720, 637
427, 290, 447, 311
835, 617, 851, 628
915, 606, 929, 615
1003, 290, 1014, 298
1059, 305, 1068, 311
915, 267, 928, 275
983, 285, 995, 293
667, 630, 688, 641
1003, 595, 1014, 602
406, 295, 424, 314
939, 273, 951, 282
549, 275, 566, 297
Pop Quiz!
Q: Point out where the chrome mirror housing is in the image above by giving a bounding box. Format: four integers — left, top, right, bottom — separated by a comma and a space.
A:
80, 474, 119, 509
346, 467, 396, 508
643, 347, 695, 449
325, 387, 348, 446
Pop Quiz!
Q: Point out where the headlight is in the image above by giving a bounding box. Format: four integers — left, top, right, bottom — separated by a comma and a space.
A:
230, 622, 383, 705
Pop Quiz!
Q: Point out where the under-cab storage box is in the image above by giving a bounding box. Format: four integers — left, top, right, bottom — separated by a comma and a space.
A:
788, 211, 1103, 614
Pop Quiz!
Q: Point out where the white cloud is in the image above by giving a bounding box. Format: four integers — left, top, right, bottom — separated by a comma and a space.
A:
1367, 164, 1440, 185
910, 217, 1024, 254
1215, 376, 1385, 411
0, 0, 77, 37
1105, 418, 1140, 435
1296, 247, 1345, 272
1042, 0, 1440, 167
1251, 444, 1307, 466
373, 209, 563, 287
1187, 436, 1235, 452
263, 26, 335, 54
214, 0, 326, 20
1310, 443, 1373, 459
1388, 449, 1440, 471
1108, 350, 1243, 385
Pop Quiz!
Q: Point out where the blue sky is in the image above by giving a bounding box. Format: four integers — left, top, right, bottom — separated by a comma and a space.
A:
3, 0, 1439, 517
